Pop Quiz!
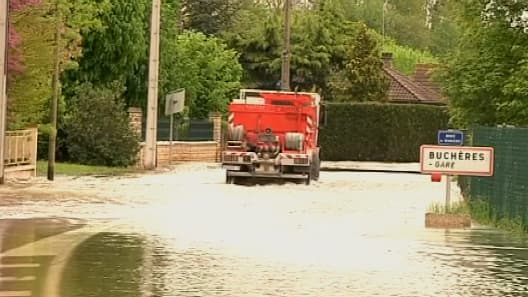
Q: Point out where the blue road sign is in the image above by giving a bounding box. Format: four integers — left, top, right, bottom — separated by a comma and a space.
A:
438, 130, 464, 146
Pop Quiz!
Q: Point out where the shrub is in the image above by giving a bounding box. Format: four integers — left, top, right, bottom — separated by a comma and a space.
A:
63, 82, 140, 167
319, 102, 449, 162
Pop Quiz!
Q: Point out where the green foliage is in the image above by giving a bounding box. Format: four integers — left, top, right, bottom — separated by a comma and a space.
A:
468, 198, 526, 234
160, 31, 242, 119
37, 161, 141, 176
319, 102, 449, 162
440, 0, 528, 127
428, 201, 470, 215
382, 38, 438, 76
221, 6, 282, 89
63, 82, 140, 167
328, 24, 389, 102
342, 0, 459, 56
7, 2, 55, 128
64, 0, 150, 105
181, 0, 246, 35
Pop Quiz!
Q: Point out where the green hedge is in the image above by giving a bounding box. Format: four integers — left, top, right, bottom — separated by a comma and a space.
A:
319, 102, 450, 162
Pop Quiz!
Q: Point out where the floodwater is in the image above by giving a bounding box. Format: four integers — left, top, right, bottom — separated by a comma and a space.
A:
1, 163, 528, 297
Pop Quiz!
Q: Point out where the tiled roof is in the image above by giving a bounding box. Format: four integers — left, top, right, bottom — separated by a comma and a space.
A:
413, 63, 443, 95
381, 53, 444, 105
383, 66, 443, 104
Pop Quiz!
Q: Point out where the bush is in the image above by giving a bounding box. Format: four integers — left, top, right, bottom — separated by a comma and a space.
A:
319, 102, 449, 162
63, 82, 140, 167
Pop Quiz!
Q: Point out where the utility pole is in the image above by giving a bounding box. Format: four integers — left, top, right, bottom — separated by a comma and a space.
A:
0, 0, 9, 184
48, 0, 61, 181
144, 0, 161, 169
280, 0, 291, 91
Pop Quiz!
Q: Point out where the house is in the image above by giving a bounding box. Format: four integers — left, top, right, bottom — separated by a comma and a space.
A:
381, 52, 445, 105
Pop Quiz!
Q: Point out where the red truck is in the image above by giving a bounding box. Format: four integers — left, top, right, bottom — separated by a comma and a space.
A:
221, 89, 321, 184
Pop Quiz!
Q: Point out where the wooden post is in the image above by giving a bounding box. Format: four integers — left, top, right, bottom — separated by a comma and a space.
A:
32, 128, 38, 177
280, 0, 291, 91
144, 0, 162, 169
0, 0, 8, 184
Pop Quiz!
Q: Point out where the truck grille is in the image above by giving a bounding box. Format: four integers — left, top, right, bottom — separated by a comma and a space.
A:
223, 155, 239, 162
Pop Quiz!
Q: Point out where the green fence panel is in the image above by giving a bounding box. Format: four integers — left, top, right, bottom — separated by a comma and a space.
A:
467, 126, 528, 229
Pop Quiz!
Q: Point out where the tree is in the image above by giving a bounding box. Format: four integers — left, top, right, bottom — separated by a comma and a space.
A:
328, 24, 389, 102
160, 31, 242, 119
62, 0, 151, 107
440, 0, 528, 127
180, 0, 245, 36
7, 0, 51, 128
221, 5, 283, 89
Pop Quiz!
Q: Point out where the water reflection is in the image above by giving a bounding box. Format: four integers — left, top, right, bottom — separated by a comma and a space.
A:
61, 232, 146, 297
57, 228, 528, 297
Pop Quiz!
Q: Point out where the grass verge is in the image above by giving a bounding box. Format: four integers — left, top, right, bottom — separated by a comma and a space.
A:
427, 201, 470, 215
429, 198, 526, 234
37, 161, 143, 177
469, 198, 526, 234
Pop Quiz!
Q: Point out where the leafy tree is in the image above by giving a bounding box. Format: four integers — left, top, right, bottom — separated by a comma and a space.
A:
221, 5, 283, 89
7, 0, 105, 129
440, 0, 528, 127
62, 0, 150, 107
64, 82, 140, 167
7, 0, 52, 128
7, 0, 42, 75
160, 31, 242, 119
328, 24, 389, 102
181, 0, 246, 36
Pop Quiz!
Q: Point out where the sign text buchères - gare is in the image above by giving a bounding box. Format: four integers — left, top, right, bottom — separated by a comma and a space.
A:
420, 145, 494, 176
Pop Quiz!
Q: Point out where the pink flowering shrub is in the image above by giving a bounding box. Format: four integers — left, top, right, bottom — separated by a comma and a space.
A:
8, 0, 42, 73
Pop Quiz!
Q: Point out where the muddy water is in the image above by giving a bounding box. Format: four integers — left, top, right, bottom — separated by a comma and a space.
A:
1, 164, 528, 297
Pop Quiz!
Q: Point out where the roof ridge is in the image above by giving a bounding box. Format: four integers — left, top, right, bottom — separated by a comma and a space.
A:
383, 66, 442, 102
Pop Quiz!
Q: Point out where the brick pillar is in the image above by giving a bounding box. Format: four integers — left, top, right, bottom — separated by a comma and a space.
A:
128, 107, 143, 137
209, 112, 222, 162
129, 107, 144, 168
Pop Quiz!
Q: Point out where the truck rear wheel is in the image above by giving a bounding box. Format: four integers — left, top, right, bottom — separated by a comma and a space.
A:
226, 172, 235, 184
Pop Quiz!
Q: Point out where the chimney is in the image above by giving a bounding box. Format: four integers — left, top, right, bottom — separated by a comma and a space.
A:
381, 52, 393, 68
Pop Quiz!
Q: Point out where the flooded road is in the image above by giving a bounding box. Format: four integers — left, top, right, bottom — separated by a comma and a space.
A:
1, 163, 528, 297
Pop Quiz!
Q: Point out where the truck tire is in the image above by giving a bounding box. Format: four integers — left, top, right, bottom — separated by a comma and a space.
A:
285, 133, 304, 151
311, 152, 320, 181
226, 172, 235, 184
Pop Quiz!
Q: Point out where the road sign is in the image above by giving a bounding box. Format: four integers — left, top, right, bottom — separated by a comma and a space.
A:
165, 89, 185, 116
438, 130, 464, 146
420, 145, 494, 176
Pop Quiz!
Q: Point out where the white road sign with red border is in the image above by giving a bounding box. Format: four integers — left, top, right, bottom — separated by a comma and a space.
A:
420, 145, 494, 176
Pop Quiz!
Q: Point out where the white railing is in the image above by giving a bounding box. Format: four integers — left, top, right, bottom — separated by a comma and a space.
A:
4, 128, 38, 175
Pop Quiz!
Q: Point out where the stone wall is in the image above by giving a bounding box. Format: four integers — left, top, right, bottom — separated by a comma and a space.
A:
130, 109, 223, 168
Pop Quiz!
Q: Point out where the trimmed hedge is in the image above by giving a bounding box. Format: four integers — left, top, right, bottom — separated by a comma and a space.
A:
319, 102, 450, 162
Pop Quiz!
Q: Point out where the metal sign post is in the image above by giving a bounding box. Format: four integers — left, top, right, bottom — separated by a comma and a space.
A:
445, 174, 451, 212
165, 89, 185, 165
437, 130, 464, 211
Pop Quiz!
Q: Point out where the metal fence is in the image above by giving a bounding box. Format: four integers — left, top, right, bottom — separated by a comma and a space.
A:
141, 117, 214, 142
460, 126, 528, 227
